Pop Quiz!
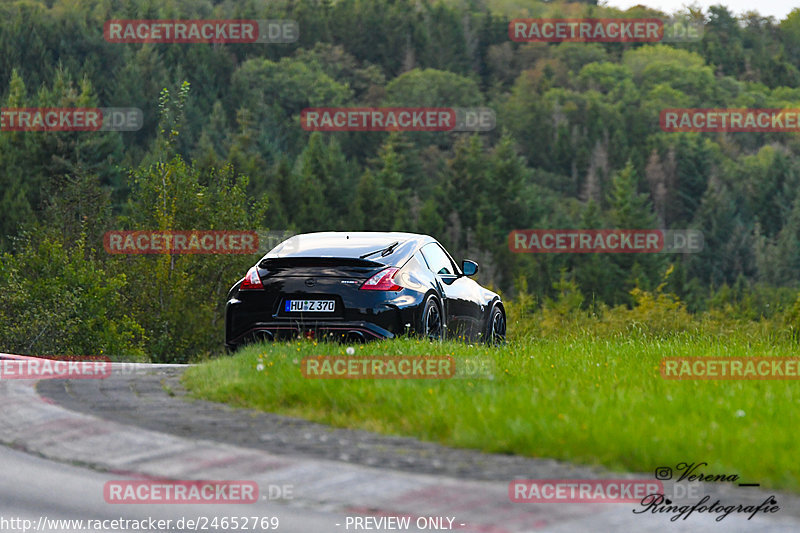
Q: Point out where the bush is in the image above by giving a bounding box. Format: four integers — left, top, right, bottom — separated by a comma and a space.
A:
0, 229, 146, 359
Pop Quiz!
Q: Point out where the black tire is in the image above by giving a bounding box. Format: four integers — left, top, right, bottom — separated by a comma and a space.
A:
486, 305, 506, 346
418, 294, 444, 341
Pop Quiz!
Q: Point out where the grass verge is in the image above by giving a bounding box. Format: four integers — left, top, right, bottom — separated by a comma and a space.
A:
182, 335, 800, 492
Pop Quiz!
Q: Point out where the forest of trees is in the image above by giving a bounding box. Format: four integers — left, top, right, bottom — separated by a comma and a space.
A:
2, 0, 800, 361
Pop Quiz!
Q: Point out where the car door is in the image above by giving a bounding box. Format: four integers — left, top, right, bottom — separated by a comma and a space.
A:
419, 243, 482, 338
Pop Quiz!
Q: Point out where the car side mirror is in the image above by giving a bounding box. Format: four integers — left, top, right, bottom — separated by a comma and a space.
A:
461, 260, 478, 277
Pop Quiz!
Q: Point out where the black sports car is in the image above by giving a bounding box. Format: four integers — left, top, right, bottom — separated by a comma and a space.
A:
224, 232, 505, 349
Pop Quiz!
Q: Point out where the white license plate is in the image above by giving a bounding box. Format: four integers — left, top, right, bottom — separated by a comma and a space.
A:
285, 299, 336, 312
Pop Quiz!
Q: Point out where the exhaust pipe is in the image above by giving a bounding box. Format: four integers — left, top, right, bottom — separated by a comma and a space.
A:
255, 330, 274, 342
346, 330, 365, 343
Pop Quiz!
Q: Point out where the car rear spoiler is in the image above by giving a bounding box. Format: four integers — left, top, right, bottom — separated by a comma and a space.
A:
258, 257, 386, 269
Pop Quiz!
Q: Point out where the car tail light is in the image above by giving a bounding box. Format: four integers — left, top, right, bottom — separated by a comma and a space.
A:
360, 267, 402, 291
240, 266, 263, 290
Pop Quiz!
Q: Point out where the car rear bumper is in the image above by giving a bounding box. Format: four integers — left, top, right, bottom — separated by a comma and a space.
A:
224, 291, 424, 348
225, 320, 395, 347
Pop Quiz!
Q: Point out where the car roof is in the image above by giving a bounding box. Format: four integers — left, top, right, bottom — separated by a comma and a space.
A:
262, 231, 437, 266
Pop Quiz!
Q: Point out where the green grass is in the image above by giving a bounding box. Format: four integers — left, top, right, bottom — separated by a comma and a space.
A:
183, 335, 800, 492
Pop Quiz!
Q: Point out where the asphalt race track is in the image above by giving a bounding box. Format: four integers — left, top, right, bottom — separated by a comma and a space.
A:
1, 354, 799, 532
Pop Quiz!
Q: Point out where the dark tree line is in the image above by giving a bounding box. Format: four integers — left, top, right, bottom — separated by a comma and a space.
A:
3, 0, 800, 359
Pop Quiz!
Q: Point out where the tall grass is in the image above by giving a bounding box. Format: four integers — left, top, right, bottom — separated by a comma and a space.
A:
185, 297, 800, 491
